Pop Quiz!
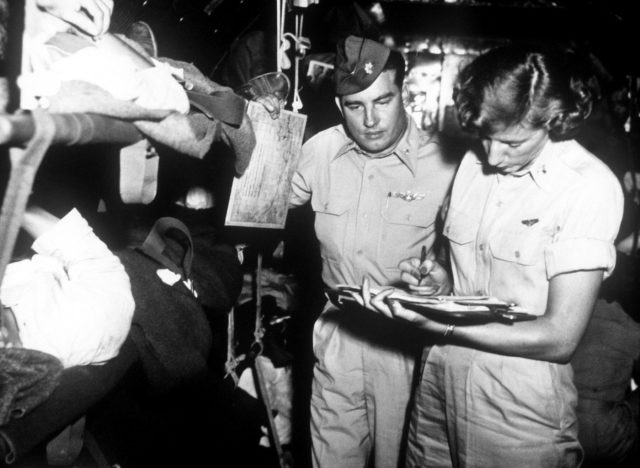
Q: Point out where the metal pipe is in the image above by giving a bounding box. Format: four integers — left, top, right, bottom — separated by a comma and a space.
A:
0, 112, 142, 147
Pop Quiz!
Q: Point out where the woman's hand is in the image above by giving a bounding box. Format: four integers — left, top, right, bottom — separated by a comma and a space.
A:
399, 256, 452, 296
36, 0, 114, 37
348, 277, 449, 334
348, 277, 395, 317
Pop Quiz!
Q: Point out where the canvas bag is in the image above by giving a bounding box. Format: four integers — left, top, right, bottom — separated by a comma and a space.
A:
116, 217, 212, 392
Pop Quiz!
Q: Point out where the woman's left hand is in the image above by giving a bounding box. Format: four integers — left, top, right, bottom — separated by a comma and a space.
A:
347, 277, 395, 318
348, 278, 446, 333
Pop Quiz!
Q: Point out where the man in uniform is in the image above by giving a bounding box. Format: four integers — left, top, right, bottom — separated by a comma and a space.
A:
289, 36, 457, 468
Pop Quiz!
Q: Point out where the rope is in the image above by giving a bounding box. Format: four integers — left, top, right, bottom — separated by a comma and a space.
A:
276, 0, 283, 72
224, 306, 241, 385
291, 13, 305, 112
0, 109, 56, 289
252, 252, 265, 354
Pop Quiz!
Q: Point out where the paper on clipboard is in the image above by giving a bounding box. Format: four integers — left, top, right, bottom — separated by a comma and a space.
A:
225, 101, 307, 229
327, 285, 537, 324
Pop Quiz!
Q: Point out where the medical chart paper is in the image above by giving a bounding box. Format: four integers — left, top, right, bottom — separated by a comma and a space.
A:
225, 101, 307, 229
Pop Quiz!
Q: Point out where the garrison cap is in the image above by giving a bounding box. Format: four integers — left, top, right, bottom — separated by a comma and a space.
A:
334, 35, 390, 96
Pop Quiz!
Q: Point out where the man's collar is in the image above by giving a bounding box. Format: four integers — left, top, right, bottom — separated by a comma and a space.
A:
394, 117, 420, 175
331, 115, 422, 176
332, 126, 357, 160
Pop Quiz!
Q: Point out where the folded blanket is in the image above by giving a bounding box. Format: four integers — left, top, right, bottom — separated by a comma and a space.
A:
115, 214, 243, 392
22, 32, 256, 174
0, 348, 63, 426
116, 246, 212, 393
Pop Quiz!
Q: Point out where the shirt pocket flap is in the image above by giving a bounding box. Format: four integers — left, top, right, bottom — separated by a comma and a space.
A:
490, 229, 542, 265
311, 195, 351, 216
444, 211, 477, 245
382, 197, 436, 229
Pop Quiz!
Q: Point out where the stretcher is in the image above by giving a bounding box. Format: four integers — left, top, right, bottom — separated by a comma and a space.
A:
0, 109, 143, 465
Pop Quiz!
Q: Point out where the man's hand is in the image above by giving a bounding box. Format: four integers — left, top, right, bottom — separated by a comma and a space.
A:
36, 0, 114, 37
254, 94, 282, 120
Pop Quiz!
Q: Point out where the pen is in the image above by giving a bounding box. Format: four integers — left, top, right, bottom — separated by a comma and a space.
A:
419, 245, 428, 282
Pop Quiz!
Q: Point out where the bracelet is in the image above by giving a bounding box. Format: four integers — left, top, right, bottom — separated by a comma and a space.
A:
443, 324, 455, 338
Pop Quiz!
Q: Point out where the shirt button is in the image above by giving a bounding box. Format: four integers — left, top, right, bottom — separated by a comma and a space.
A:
356, 249, 364, 255
368, 174, 374, 180
514, 251, 520, 259
363, 213, 368, 219
479, 244, 484, 251
496, 201, 502, 207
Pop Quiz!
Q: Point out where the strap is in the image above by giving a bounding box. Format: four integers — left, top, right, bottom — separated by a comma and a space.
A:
46, 416, 86, 466
224, 306, 241, 386
0, 109, 56, 319
252, 357, 288, 468
186, 90, 246, 126
83, 429, 112, 468
137, 217, 193, 279
119, 139, 159, 204
252, 252, 265, 353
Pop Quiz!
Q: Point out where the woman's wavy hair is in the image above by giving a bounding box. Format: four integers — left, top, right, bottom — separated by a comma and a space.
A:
453, 44, 593, 141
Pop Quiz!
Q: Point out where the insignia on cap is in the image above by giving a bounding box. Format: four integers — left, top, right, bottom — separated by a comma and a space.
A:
334, 35, 391, 96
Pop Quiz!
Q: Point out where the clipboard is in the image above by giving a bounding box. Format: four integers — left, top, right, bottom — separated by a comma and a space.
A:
326, 285, 538, 325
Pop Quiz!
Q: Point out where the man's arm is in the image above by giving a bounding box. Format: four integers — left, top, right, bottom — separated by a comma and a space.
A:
20, 205, 60, 239
288, 139, 317, 208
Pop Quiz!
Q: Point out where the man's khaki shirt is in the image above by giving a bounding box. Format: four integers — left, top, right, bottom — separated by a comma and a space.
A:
290, 117, 457, 288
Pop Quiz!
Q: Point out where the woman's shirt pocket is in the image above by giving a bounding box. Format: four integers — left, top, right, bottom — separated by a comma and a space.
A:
444, 210, 478, 246
489, 223, 548, 267
444, 210, 479, 286
487, 219, 553, 312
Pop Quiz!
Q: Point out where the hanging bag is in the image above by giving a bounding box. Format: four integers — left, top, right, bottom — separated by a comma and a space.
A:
117, 217, 211, 392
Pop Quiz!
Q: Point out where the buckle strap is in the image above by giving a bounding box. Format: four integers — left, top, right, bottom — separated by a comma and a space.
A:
137, 217, 193, 280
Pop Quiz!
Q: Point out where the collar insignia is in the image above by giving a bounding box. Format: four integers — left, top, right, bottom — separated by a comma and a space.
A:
521, 218, 539, 227
364, 62, 374, 74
